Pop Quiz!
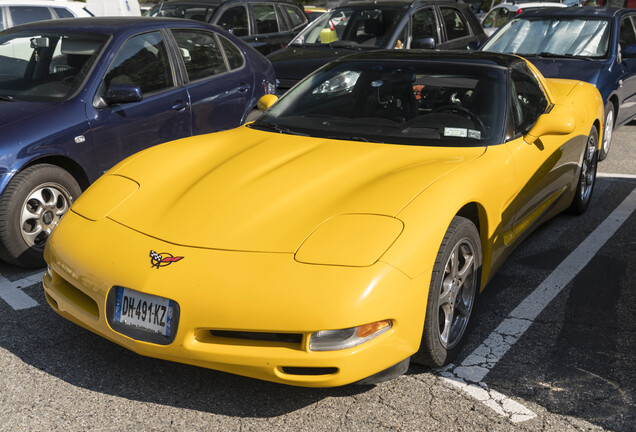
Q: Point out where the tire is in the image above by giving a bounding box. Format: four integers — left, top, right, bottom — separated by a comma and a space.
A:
598, 104, 614, 161
0, 164, 81, 268
568, 126, 598, 215
412, 216, 481, 367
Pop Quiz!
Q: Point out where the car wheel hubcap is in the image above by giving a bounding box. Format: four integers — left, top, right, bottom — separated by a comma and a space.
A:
603, 109, 613, 155
580, 134, 597, 202
438, 239, 476, 349
20, 183, 72, 248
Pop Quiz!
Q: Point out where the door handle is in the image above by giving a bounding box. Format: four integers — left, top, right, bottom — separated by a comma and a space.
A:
172, 101, 188, 111
238, 84, 250, 93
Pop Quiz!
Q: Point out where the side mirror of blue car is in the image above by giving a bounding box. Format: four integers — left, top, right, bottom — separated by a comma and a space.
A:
103, 84, 143, 105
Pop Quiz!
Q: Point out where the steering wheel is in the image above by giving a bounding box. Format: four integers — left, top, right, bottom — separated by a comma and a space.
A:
431, 104, 485, 133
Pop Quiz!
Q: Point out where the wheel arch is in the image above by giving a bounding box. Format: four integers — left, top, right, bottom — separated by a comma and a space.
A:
21, 156, 91, 192
456, 202, 491, 292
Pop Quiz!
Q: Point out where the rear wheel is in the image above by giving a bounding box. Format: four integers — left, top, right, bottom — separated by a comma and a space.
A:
598, 104, 614, 161
412, 216, 481, 367
568, 126, 598, 215
0, 164, 81, 268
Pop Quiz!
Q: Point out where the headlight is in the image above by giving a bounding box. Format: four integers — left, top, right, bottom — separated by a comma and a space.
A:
312, 71, 361, 95
309, 320, 392, 351
72, 174, 139, 221
295, 214, 403, 266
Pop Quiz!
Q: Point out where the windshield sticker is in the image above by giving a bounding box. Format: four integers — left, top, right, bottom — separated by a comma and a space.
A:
444, 127, 468, 138
468, 129, 481, 139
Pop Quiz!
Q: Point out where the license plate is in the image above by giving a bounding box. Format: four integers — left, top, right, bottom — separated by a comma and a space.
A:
113, 287, 175, 337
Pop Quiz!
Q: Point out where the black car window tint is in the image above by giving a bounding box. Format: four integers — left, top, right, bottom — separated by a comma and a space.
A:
440, 7, 470, 40
104, 32, 173, 94
217, 6, 249, 37
510, 65, 548, 134
284, 5, 306, 29
53, 7, 74, 18
9, 6, 53, 26
619, 16, 636, 48
218, 35, 245, 70
412, 7, 438, 43
253, 3, 280, 34
275, 4, 290, 31
172, 30, 227, 80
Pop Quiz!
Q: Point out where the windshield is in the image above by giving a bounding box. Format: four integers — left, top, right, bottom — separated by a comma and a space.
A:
250, 60, 506, 147
0, 31, 108, 102
482, 17, 610, 58
290, 6, 405, 49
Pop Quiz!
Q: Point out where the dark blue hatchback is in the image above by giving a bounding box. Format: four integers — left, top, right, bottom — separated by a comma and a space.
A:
482, 7, 636, 161
0, 17, 275, 267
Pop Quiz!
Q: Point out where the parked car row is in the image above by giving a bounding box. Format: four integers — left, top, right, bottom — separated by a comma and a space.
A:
0, 0, 632, 389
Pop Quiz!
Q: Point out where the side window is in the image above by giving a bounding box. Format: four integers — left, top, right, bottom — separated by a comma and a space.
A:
219, 35, 245, 70
216, 6, 249, 37
9, 6, 53, 26
284, 5, 307, 29
275, 4, 290, 32
171, 30, 227, 81
0, 8, 4, 31
103, 32, 173, 94
440, 7, 469, 40
510, 65, 549, 135
412, 7, 438, 44
53, 7, 74, 18
619, 16, 636, 48
496, 9, 511, 27
252, 3, 279, 34
482, 9, 497, 29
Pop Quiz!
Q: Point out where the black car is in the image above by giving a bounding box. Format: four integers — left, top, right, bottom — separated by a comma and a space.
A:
267, 0, 487, 93
146, 0, 308, 55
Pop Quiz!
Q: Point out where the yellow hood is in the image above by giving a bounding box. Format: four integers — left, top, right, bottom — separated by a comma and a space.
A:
104, 127, 485, 252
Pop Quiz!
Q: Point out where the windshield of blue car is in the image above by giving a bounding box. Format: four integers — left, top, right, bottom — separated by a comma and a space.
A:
0, 31, 108, 102
482, 17, 610, 58
250, 60, 507, 147
290, 6, 406, 48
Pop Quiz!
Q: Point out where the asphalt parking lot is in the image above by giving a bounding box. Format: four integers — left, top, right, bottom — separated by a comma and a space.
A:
1, 124, 634, 431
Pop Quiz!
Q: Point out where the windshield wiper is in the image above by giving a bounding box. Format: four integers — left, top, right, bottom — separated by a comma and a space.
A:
0, 95, 15, 101
326, 135, 384, 143
249, 121, 308, 136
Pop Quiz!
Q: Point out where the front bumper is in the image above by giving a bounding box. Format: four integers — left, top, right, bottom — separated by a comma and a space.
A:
43, 211, 431, 387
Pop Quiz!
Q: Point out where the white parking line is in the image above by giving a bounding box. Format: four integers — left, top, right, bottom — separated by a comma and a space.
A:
0, 272, 43, 310
596, 172, 636, 179
437, 187, 636, 422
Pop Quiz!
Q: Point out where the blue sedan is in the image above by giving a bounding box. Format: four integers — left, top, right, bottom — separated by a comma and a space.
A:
0, 17, 275, 268
481, 7, 636, 161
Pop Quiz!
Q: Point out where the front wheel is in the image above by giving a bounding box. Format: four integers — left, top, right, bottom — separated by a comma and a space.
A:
0, 164, 81, 268
568, 126, 598, 215
412, 216, 481, 367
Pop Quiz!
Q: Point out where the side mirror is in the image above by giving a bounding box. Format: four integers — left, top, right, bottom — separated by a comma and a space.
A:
411, 37, 436, 49
467, 40, 481, 50
623, 44, 636, 58
524, 105, 575, 144
102, 84, 143, 105
257, 94, 278, 112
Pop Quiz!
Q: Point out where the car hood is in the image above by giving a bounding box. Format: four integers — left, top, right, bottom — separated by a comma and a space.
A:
105, 127, 485, 253
0, 101, 58, 129
526, 57, 603, 86
268, 46, 359, 84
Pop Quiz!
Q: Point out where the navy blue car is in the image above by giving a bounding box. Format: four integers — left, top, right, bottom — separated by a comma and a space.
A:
0, 17, 275, 268
481, 7, 636, 161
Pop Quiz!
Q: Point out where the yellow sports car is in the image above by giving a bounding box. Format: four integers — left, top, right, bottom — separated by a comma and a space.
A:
43, 51, 603, 387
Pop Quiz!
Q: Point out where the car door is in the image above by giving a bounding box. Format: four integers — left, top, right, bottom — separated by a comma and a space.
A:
617, 14, 636, 125
87, 30, 191, 174
505, 64, 582, 243
169, 28, 252, 134
436, 6, 475, 49
245, 2, 289, 55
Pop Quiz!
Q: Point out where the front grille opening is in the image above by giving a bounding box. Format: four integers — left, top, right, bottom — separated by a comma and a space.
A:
208, 330, 303, 346
281, 367, 338, 376
53, 274, 99, 319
